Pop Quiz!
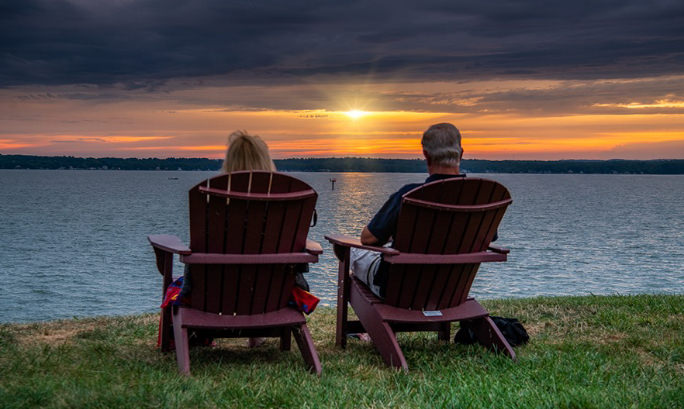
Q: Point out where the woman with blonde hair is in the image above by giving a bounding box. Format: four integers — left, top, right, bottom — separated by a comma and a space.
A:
222, 130, 276, 173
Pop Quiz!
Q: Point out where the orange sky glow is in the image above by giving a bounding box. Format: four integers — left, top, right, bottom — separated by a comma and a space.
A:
1, 78, 683, 160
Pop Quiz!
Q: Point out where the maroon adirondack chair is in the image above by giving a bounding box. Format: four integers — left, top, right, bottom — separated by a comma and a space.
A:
325, 177, 514, 370
149, 171, 322, 376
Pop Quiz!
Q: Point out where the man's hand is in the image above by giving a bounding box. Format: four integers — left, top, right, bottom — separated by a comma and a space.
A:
361, 226, 379, 245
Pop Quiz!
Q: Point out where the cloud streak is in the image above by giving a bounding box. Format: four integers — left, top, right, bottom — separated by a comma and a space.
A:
2, 0, 683, 86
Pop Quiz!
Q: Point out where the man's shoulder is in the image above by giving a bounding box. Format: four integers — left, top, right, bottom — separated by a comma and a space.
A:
376, 181, 423, 216
394, 174, 465, 197
395, 182, 424, 196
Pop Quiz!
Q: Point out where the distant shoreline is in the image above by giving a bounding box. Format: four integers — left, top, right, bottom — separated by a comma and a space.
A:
1, 154, 683, 174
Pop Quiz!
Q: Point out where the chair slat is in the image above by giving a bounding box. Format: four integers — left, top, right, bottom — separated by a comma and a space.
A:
383, 264, 405, 306
410, 265, 437, 309
456, 178, 481, 204
236, 265, 257, 315
277, 271, 296, 309
448, 264, 474, 306
206, 177, 229, 254
251, 265, 271, 314
265, 267, 284, 312
459, 213, 484, 253
475, 179, 495, 204
204, 265, 223, 314
438, 177, 463, 203
422, 265, 446, 310
246, 173, 273, 255
293, 196, 316, 251
443, 212, 469, 253
482, 208, 506, 248
243, 201, 268, 254
220, 266, 239, 315
189, 186, 208, 251
278, 201, 303, 253
268, 174, 293, 193
426, 210, 451, 254
442, 264, 467, 308
467, 181, 496, 252
428, 264, 452, 310
249, 171, 271, 190
189, 265, 207, 311
262, 202, 286, 252
394, 205, 417, 251
397, 268, 421, 309
478, 185, 510, 250
459, 264, 480, 305
408, 206, 434, 253
471, 209, 492, 252
223, 175, 250, 254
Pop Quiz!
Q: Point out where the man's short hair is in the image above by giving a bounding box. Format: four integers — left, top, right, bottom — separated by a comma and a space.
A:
421, 123, 463, 167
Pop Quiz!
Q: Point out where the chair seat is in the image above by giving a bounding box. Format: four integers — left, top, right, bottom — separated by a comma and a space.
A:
350, 276, 490, 324
175, 305, 306, 329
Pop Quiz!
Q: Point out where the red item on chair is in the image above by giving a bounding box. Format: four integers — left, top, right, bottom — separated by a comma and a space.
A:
290, 287, 320, 314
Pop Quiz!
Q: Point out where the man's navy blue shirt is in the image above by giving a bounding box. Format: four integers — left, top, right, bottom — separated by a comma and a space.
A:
367, 173, 466, 245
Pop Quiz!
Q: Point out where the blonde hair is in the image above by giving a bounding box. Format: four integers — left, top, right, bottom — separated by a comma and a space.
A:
221, 130, 276, 173
421, 123, 463, 167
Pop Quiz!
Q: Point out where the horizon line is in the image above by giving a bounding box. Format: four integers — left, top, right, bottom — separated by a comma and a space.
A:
1, 153, 683, 162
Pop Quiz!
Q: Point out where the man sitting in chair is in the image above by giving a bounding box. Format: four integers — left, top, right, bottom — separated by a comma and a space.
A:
352, 122, 473, 297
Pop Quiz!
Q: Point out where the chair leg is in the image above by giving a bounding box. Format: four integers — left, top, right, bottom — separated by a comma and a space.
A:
292, 324, 322, 376
469, 316, 516, 361
280, 328, 292, 351
368, 321, 408, 371
172, 311, 191, 375
438, 322, 450, 342
352, 298, 408, 370
335, 246, 351, 348
159, 307, 173, 352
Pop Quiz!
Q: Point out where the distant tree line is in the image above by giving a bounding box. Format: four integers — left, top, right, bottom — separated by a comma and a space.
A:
461, 159, 684, 175
276, 158, 684, 174
275, 158, 427, 172
0, 155, 222, 171
1, 154, 683, 174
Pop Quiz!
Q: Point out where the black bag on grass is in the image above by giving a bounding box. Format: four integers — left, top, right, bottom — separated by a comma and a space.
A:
454, 316, 529, 347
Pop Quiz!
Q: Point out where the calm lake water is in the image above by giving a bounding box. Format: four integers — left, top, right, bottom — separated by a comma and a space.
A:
0, 170, 682, 323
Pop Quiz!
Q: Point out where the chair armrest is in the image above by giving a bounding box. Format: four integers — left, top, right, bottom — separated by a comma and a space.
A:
385, 251, 507, 264
148, 234, 192, 255
487, 244, 510, 254
305, 239, 323, 255
324, 234, 400, 256
182, 252, 318, 264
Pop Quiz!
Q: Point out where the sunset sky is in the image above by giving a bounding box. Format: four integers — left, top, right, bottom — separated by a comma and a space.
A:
1, 1, 683, 160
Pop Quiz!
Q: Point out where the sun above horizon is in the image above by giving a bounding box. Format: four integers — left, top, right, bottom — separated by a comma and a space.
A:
345, 109, 367, 120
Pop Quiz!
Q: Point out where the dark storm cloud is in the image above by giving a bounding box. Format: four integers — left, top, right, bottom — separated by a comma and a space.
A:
1, 0, 683, 86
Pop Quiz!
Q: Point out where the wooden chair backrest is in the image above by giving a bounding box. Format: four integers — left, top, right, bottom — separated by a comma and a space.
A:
384, 178, 511, 310
186, 171, 317, 315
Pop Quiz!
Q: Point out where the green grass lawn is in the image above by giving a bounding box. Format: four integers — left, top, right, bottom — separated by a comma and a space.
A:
1, 295, 682, 408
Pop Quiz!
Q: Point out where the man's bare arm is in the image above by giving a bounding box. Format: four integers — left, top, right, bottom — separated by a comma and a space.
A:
361, 226, 379, 245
